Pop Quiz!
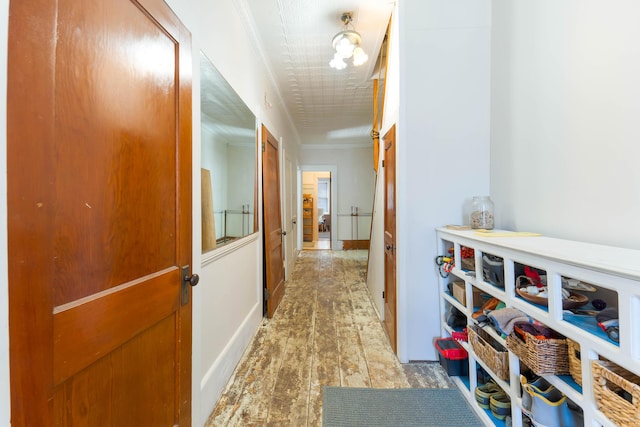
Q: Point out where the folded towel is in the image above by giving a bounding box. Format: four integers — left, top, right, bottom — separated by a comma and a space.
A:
488, 307, 530, 335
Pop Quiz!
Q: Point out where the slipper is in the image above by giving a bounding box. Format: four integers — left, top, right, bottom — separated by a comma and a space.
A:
490, 391, 511, 420
475, 380, 501, 409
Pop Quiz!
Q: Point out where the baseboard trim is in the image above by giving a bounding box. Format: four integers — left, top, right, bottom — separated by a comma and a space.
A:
198, 302, 262, 424
342, 240, 370, 250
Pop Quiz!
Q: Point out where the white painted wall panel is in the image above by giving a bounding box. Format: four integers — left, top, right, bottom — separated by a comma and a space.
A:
398, 0, 491, 361
168, 0, 301, 425
491, 1, 640, 250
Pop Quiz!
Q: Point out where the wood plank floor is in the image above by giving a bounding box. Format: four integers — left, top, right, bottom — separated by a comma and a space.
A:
207, 250, 453, 426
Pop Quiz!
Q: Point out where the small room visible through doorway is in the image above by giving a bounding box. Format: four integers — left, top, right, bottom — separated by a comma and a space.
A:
302, 171, 331, 250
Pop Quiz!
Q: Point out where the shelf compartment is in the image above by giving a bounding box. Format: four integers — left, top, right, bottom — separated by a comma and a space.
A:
562, 311, 620, 348
592, 359, 640, 427
459, 245, 476, 272
469, 325, 510, 381
481, 252, 506, 289
561, 277, 620, 347
473, 362, 511, 427
513, 262, 549, 313
450, 280, 485, 308
443, 300, 468, 332
553, 374, 583, 396
506, 324, 570, 377
435, 337, 469, 376
479, 406, 509, 427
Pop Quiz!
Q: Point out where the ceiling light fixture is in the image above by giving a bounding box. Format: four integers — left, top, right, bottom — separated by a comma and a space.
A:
329, 12, 368, 70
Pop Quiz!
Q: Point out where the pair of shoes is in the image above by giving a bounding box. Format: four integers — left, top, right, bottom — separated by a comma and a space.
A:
475, 380, 501, 409
520, 375, 552, 418
520, 375, 584, 427
490, 392, 511, 420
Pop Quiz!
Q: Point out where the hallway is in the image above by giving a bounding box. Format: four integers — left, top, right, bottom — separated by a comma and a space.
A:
207, 250, 452, 426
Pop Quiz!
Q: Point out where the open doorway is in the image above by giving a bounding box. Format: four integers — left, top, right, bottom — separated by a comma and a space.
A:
302, 171, 331, 250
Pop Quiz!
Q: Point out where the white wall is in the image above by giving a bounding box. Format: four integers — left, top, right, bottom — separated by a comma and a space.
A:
184, 0, 301, 425
1, 0, 10, 423
397, 0, 491, 361
491, 1, 640, 250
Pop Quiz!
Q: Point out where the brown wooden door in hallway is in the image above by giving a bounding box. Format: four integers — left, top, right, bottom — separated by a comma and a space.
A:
383, 125, 397, 353
262, 126, 285, 317
7, 0, 193, 425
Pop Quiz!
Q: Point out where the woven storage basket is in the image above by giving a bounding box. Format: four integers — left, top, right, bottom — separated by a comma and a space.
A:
592, 360, 640, 427
506, 329, 569, 376
567, 338, 582, 386
468, 325, 509, 380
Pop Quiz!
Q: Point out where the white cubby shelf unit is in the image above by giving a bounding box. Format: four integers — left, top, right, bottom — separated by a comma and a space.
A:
436, 227, 640, 427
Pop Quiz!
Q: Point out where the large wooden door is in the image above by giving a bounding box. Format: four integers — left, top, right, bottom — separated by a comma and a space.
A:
262, 126, 285, 318
283, 150, 295, 280
7, 0, 193, 425
383, 125, 397, 353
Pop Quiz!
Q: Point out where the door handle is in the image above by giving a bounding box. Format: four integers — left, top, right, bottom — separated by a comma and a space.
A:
181, 266, 198, 306
282, 231, 287, 236
184, 273, 200, 287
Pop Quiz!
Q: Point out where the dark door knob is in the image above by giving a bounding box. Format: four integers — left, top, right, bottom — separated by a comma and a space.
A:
282, 231, 287, 236
184, 273, 200, 287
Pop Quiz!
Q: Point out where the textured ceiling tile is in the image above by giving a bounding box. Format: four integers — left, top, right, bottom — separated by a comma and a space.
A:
245, 0, 393, 145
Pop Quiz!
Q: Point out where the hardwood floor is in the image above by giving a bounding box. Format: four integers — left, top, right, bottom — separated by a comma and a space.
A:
207, 250, 453, 426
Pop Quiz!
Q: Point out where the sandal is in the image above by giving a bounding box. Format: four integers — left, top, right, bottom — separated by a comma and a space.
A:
475, 380, 501, 409
490, 392, 511, 420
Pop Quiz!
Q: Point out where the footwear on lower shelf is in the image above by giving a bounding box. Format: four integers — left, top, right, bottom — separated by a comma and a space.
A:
521, 375, 584, 427
520, 375, 553, 418
490, 391, 511, 420
474, 380, 502, 409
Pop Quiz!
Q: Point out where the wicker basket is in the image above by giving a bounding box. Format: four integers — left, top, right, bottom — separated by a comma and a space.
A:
567, 338, 582, 386
592, 359, 640, 427
506, 329, 569, 376
468, 325, 509, 380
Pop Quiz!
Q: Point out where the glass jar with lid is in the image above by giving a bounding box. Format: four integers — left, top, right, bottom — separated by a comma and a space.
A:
470, 196, 494, 229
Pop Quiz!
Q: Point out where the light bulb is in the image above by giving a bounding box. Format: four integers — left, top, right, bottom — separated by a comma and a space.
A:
334, 36, 356, 58
329, 53, 347, 70
352, 47, 368, 66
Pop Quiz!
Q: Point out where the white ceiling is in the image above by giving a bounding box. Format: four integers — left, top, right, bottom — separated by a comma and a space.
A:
244, 0, 394, 146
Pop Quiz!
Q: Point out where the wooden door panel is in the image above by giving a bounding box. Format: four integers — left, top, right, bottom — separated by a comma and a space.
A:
53, 268, 180, 385
8, 0, 192, 425
262, 126, 285, 317
53, 315, 177, 426
54, 0, 178, 304
383, 125, 397, 353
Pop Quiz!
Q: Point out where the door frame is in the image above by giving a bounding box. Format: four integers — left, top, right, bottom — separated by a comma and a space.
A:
298, 165, 338, 250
